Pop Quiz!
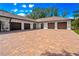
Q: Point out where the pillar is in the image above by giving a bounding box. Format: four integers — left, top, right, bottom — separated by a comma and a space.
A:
44, 23, 48, 29
21, 22, 24, 30
30, 23, 33, 29
38, 23, 41, 29
55, 22, 58, 30
67, 20, 71, 30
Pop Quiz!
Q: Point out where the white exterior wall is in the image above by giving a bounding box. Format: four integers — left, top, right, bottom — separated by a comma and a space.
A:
44, 22, 48, 29
0, 16, 71, 32
55, 22, 58, 30
21, 22, 24, 30
54, 20, 71, 30
67, 20, 71, 30
21, 22, 33, 30
43, 20, 71, 30
11, 19, 34, 30
11, 19, 32, 23
0, 17, 34, 32
36, 23, 40, 29
55, 20, 71, 30
0, 17, 10, 31
34, 23, 41, 29
30, 23, 33, 29
37, 23, 41, 29
39, 23, 42, 29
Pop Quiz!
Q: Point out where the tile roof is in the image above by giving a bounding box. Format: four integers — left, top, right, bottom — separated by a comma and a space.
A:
0, 10, 35, 22
36, 16, 71, 22
0, 10, 71, 22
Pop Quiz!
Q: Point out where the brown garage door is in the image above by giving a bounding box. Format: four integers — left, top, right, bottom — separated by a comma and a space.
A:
24, 23, 30, 30
0, 21, 1, 32
58, 22, 67, 29
10, 22, 21, 31
48, 23, 55, 29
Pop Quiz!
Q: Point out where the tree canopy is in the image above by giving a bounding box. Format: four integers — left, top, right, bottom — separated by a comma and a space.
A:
73, 10, 79, 18
26, 7, 68, 19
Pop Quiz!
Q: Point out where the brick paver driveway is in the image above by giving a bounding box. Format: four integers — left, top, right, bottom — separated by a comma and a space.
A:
0, 29, 79, 56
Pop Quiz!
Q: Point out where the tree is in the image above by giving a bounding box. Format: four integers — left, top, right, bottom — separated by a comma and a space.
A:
72, 18, 79, 29
52, 7, 59, 16
26, 8, 46, 19
26, 7, 68, 19
45, 8, 51, 17
72, 9, 79, 29
39, 11, 46, 18
73, 10, 79, 19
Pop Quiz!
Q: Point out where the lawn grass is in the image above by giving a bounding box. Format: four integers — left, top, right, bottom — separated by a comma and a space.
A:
73, 30, 79, 34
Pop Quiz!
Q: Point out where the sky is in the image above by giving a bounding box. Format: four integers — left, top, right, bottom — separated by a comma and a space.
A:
0, 3, 79, 18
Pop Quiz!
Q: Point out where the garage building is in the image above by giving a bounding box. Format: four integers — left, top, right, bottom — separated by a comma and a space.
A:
0, 10, 34, 32
36, 17, 71, 30
0, 10, 71, 32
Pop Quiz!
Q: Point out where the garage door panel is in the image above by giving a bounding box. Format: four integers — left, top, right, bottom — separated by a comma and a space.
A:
48, 23, 55, 29
58, 22, 67, 29
0, 21, 1, 32
10, 22, 21, 31
33, 23, 36, 29
24, 23, 30, 30
41, 23, 43, 29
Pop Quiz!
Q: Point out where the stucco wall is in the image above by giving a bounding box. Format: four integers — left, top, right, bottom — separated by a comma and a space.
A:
35, 23, 42, 29
67, 20, 71, 30
43, 23, 48, 29
0, 17, 10, 31
0, 17, 34, 32
42, 20, 71, 30
0, 16, 71, 32
11, 19, 34, 30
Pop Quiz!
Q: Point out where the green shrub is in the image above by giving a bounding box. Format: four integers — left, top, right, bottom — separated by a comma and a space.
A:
71, 18, 79, 29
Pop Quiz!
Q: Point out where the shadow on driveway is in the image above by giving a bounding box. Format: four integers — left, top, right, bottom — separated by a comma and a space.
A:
0, 30, 37, 35
41, 49, 79, 56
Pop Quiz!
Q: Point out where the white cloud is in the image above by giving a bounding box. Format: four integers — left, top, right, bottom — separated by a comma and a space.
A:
25, 10, 28, 12
13, 3, 17, 5
68, 17, 74, 19
29, 10, 32, 12
19, 10, 24, 12
29, 4, 34, 8
17, 13, 25, 16
12, 9, 18, 12
22, 4, 27, 8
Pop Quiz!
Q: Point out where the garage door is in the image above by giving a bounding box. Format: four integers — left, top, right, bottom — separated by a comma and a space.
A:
48, 23, 55, 29
24, 23, 30, 30
58, 22, 67, 29
0, 21, 1, 32
41, 23, 43, 29
10, 22, 21, 31
33, 23, 36, 29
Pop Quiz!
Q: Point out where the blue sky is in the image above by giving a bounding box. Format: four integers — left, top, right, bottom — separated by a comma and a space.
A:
0, 3, 79, 18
